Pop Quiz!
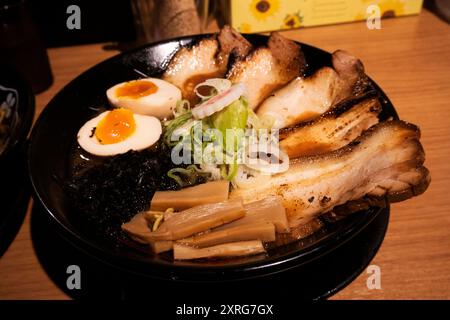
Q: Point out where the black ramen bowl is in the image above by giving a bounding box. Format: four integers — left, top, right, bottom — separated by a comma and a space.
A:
0, 64, 35, 255
28, 34, 397, 282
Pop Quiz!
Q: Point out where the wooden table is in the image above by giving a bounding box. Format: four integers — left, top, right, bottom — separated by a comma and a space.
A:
0, 9, 449, 300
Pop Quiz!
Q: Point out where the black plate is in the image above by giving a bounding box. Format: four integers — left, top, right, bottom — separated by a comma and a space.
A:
31, 201, 389, 300
28, 34, 398, 281
0, 65, 34, 256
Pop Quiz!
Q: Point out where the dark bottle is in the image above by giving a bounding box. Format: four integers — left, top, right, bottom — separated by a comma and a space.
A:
0, 0, 53, 93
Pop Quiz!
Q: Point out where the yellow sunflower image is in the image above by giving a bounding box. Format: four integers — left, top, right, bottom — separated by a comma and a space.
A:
282, 11, 303, 29
360, 0, 406, 18
250, 0, 280, 21
380, 0, 405, 18
354, 12, 366, 21
239, 23, 252, 33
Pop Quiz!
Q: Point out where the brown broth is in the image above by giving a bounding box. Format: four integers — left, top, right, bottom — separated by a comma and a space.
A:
183, 71, 225, 104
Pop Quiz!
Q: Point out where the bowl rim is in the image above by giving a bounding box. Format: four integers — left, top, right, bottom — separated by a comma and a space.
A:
27, 33, 397, 280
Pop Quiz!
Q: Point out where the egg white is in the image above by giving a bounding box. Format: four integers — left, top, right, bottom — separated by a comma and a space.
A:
77, 110, 162, 156
106, 78, 181, 119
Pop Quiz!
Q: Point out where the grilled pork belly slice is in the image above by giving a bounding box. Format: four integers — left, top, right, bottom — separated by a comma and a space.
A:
279, 95, 381, 158
178, 222, 275, 248
230, 120, 430, 227
217, 25, 253, 58
227, 32, 306, 109
332, 50, 369, 97
162, 25, 252, 104
272, 219, 324, 248
173, 240, 265, 260
257, 50, 370, 128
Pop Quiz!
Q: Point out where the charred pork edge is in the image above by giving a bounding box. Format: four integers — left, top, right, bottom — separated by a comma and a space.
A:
330, 166, 430, 217
225, 32, 307, 79
279, 90, 380, 138
288, 120, 422, 166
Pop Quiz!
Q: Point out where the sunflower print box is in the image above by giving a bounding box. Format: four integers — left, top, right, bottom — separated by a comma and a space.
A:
229, 0, 423, 33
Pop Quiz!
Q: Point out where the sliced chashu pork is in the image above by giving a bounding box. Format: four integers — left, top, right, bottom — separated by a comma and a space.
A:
257, 50, 370, 128
227, 32, 306, 109
162, 25, 252, 103
279, 95, 381, 158
230, 120, 430, 227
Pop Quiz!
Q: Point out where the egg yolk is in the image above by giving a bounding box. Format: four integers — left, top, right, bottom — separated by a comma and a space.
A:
95, 108, 136, 144
115, 80, 158, 99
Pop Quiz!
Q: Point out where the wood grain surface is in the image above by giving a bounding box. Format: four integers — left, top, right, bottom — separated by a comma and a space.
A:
0, 9, 449, 300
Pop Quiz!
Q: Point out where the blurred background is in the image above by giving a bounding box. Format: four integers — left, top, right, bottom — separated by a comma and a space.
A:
26, 0, 214, 48
2, 0, 449, 94
8, 0, 449, 48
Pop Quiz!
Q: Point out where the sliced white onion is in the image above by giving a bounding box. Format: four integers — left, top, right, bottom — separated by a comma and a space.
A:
192, 83, 246, 119
172, 99, 191, 117
194, 78, 231, 100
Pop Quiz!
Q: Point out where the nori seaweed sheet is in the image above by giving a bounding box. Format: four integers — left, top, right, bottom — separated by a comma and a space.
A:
65, 144, 179, 241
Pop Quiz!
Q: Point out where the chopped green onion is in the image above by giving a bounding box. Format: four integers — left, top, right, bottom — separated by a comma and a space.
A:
167, 165, 211, 187
163, 111, 192, 146
173, 99, 191, 117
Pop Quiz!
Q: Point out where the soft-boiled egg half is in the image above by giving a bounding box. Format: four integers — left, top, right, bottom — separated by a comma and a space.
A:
77, 108, 162, 156
106, 78, 181, 119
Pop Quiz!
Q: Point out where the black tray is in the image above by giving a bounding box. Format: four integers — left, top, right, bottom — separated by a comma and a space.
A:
31, 202, 389, 300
